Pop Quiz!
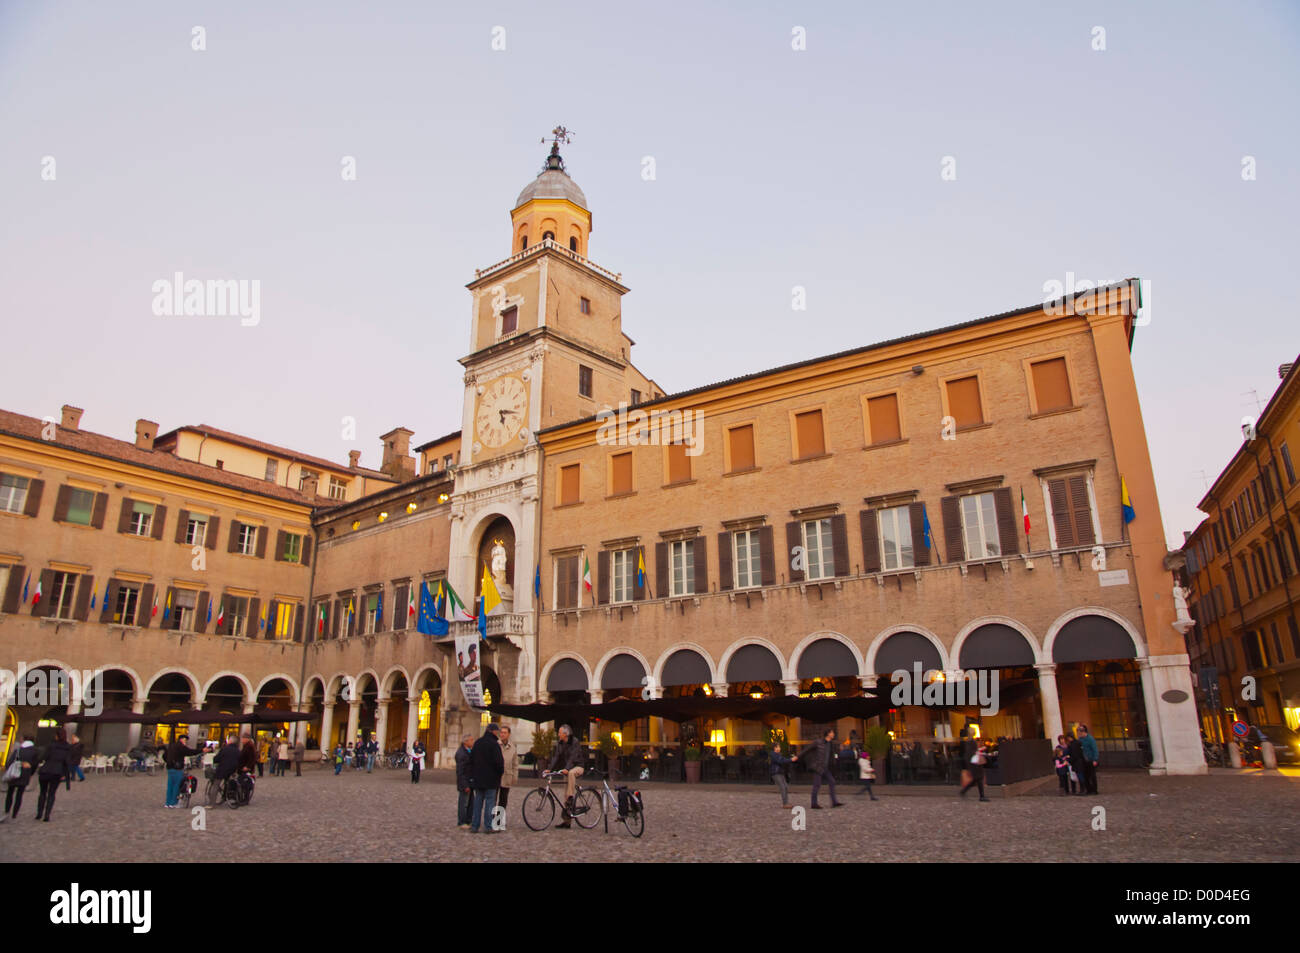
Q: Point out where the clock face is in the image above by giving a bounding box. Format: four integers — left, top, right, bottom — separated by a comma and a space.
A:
475, 375, 529, 449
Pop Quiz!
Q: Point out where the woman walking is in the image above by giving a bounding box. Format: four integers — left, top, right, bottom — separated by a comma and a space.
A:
2, 735, 37, 821
855, 747, 879, 800
35, 728, 73, 821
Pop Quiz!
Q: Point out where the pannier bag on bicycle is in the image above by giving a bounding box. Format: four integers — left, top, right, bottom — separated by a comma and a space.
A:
616, 786, 643, 818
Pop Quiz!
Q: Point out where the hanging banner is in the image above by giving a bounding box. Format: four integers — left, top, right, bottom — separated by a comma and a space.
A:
455, 632, 485, 709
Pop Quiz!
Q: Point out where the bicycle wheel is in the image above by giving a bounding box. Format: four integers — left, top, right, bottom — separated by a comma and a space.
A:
622, 804, 645, 838
205, 779, 221, 806
521, 788, 555, 831
571, 788, 601, 829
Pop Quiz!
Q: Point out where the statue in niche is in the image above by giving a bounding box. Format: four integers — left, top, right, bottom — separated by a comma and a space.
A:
492, 538, 514, 604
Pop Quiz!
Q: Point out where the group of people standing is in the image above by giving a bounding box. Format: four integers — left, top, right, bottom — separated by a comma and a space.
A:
257, 736, 305, 777
1053, 725, 1100, 795
454, 723, 518, 832
2, 728, 80, 822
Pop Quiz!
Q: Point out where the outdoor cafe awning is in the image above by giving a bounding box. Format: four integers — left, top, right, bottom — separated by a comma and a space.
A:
489, 693, 889, 726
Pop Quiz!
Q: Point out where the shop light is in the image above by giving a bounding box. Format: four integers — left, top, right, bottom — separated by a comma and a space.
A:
438, 493, 450, 503
378, 512, 388, 522
351, 520, 360, 530
611, 731, 622, 748
702, 683, 713, 696
406, 502, 417, 513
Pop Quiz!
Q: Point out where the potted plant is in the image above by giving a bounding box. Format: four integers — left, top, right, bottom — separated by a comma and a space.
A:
530, 726, 557, 778
865, 725, 891, 784
683, 744, 702, 783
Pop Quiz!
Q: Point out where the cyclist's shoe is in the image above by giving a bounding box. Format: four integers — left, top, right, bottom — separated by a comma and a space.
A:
556, 819, 572, 829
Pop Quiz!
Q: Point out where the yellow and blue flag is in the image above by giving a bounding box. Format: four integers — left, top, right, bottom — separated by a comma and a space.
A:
1121, 477, 1136, 524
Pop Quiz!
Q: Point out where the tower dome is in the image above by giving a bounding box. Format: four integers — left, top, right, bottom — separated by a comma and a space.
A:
510, 142, 592, 257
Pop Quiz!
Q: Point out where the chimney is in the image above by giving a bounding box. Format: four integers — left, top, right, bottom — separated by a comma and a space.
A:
1280, 363, 1294, 380
300, 472, 319, 497
135, 418, 158, 451
348, 450, 361, 469
61, 405, 83, 432
379, 427, 416, 481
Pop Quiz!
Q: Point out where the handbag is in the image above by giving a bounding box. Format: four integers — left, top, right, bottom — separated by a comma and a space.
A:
3, 754, 21, 784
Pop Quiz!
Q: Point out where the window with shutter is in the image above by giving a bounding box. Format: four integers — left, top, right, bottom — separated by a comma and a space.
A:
66, 488, 96, 526
802, 518, 835, 580
0, 474, 29, 514
578, 365, 593, 398
727, 425, 756, 472
1030, 358, 1073, 413
878, 506, 914, 570
866, 393, 902, 445
610, 550, 636, 603
732, 530, 763, 589
794, 410, 825, 459
500, 306, 518, 335
610, 453, 633, 496
559, 464, 581, 506
945, 376, 984, 429
669, 540, 695, 596
960, 493, 1001, 559
556, 555, 579, 610
666, 443, 691, 485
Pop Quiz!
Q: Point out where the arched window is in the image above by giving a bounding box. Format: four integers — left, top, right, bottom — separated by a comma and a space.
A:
542, 231, 555, 242
569, 236, 578, 252
520, 236, 528, 251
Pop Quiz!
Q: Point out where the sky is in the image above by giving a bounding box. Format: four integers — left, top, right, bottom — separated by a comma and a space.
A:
1, 0, 1297, 548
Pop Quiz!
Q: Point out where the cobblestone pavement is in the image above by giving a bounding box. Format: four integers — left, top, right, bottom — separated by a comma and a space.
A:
2, 764, 1296, 863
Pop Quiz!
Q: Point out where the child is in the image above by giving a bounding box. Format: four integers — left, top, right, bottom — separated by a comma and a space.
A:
333, 743, 345, 776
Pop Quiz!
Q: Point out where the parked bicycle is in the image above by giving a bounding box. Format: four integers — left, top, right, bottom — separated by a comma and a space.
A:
386, 750, 408, 769
521, 771, 600, 831
178, 771, 199, 809
578, 769, 644, 837
204, 768, 253, 809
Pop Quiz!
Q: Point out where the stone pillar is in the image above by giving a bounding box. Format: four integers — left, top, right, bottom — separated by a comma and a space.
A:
1035, 663, 1063, 742
320, 699, 336, 754
859, 675, 878, 692
710, 682, 728, 699
240, 702, 255, 739
127, 697, 146, 750
781, 679, 800, 697
1141, 654, 1205, 775
346, 701, 361, 747
375, 696, 390, 750
405, 694, 421, 753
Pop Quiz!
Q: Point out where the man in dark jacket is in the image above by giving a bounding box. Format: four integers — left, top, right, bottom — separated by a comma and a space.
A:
800, 728, 844, 809
35, 728, 73, 821
163, 733, 201, 809
549, 725, 585, 828
235, 734, 257, 804
1067, 731, 1088, 796
454, 735, 474, 829
212, 735, 240, 780
469, 724, 505, 833
958, 729, 991, 802
66, 734, 85, 788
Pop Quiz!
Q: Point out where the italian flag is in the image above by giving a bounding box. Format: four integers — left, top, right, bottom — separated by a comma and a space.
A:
216, 601, 225, 628
1021, 489, 1030, 534
151, 592, 159, 617
583, 555, 592, 593
445, 582, 476, 622
31, 576, 42, 607
317, 604, 326, 634
407, 585, 416, 620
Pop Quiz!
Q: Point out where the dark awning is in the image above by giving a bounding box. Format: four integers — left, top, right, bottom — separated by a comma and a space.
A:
661, 649, 712, 687
796, 638, 859, 678
1053, 615, 1137, 663
489, 693, 889, 726
725, 644, 783, 683
959, 624, 1036, 669
601, 653, 647, 690
546, 658, 589, 692
874, 631, 943, 676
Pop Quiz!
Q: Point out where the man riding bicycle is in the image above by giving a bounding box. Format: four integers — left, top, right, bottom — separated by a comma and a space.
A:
549, 724, 585, 829
235, 733, 257, 804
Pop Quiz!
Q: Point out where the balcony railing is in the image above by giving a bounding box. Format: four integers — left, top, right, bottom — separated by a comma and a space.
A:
474, 239, 622, 284
449, 613, 530, 638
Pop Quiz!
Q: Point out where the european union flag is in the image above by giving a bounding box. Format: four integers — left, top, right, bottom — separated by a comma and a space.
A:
477, 596, 487, 637
534, 564, 541, 599
922, 503, 933, 550
417, 581, 436, 635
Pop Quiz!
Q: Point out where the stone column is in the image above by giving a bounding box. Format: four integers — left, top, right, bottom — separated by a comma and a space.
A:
240, 702, 255, 739
375, 696, 390, 750
127, 697, 146, 750
320, 698, 336, 754
1138, 658, 1166, 772
405, 694, 421, 753
1035, 663, 1063, 742
781, 679, 800, 697
1140, 654, 1205, 775
345, 701, 361, 747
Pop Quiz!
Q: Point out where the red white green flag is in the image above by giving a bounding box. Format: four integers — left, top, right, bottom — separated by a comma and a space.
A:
1021, 489, 1031, 535
583, 555, 592, 593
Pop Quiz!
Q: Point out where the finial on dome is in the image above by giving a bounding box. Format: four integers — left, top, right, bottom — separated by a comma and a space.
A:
540, 125, 573, 172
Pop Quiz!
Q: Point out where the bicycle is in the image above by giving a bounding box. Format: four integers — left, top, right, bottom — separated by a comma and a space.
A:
204, 770, 253, 809
521, 771, 600, 831
386, 750, 408, 770
178, 771, 198, 809
579, 769, 645, 837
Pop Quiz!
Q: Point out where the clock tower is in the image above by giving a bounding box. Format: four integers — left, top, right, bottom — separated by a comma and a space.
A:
445, 131, 659, 739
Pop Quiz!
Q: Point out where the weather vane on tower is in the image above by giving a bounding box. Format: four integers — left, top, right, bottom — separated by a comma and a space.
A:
541, 125, 573, 149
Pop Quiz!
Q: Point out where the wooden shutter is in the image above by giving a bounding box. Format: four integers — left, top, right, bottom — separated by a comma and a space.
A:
174, 509, 190, 544
254, 526, 267, 558
692, 536, 708, 594
91, 493, 108, 528
301, 536, 312, 567
596, 551, 610, 604
611, 453, 633, 495
667, 443, 691, 484
1, 564, 23, 614
909, 502, 930, 567
117, 498, 133, 533
53, 485, 71, 522
392, 585, 405, 630
946, 376, 983, 428
633, 547, 646, 601
1049, 479, 1074, 547
787, 522, 804, 582
994, 487, 1020, 556
248, 598, 261, 637
228, 521, 240, 553
728, 425, 755, 471
795, 410, 825, 458
831, 513, 850, 576
100, 580, 120, 623
867, 394, 901, 444
1031, 358, 1072, 412
73, 574, 94, 621
195, 591, 210, 633
941, 496, 965, 563
293, 605, 303, 642
33, 569, 55, 617
22, 480, 43, 517
560, 465, 580, 505
860, 510, 881, 573
206, 515, 220, 550
655, 543, 668, 598
151, 505, 167, 540
139, 584, 155, 628
718, 532, 734, 591
759, 526, 776, 586
1068, 475, 1095, 546
275, 530, 287, 562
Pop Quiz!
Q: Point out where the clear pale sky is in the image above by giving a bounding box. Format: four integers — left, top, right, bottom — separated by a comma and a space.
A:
2, 1, 1297, 548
